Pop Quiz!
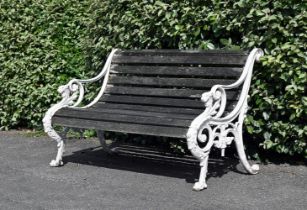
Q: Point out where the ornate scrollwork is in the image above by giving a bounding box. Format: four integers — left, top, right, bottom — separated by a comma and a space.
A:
43, 49, 118, 167
187, 48, 263, 190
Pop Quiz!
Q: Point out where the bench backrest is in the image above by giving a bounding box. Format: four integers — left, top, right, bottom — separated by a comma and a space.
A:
99, 50, 248, 115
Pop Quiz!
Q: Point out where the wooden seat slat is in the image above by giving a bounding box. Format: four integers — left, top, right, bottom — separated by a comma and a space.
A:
55, 109, 192, 127
53, 117, 187, 138
58, 107, 198, 120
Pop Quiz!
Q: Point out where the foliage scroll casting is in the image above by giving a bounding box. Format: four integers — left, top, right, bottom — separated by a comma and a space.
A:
42, 49, 117, 167
187, 48, 263, 190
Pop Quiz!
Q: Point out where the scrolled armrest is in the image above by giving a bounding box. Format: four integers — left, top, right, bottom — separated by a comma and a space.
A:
200, 85, 226, 118
56, 49, 118, 108
55, 79, 84, 107
200, 48, 264, 124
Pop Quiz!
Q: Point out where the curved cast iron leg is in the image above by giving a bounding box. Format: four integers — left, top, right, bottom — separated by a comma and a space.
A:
43, 107, 66, 167
193, 155, 209, 191
49, 140, 65, 167
234, 126, 259, 174
97, 130, 115, 154
187, 127, 211, 191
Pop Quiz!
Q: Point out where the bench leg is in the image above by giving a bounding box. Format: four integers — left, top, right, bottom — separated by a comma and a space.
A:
50, 140, 65, 167
187, 127, 211, 191
43, 121, 65, 167
234, 104, 259, 174
43, 105, 67, 167
97, 130, 117, 154
193, 155, 209, 191
234, 123, 259, 174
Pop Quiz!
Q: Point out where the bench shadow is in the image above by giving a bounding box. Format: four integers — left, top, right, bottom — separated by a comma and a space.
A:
63, 146, 248, 184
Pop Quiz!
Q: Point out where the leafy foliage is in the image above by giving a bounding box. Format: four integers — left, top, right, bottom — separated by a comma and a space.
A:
0, 0, 305, 159
0, 0, 91, 128
86, 0, 306, 158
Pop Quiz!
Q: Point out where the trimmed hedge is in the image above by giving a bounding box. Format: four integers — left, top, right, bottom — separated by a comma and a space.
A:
0, 0, 306, 158
0, 0, 91, 128
86, 0, 306, 158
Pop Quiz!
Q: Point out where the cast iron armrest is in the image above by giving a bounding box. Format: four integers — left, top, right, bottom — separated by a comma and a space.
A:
186, 48, 263, 190
42, 49, 117, 167
55, 49, 118, 109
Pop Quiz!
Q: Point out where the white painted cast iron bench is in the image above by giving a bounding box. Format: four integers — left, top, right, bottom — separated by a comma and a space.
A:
43, 48, 263, 190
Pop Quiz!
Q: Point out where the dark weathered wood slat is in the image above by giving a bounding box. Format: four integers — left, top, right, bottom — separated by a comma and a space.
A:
112, 54, 246, 65
105, 85, 239, 99
53, 117, 187, 138
59, 107, 197, 120
116, 49, 247, 56
100, 95, 204, 108
55, 109, 191, 127
98, 102, 236, 113
95, 103, 204, 115
110, 65, 242, 78
100, 95, 238, 108
105, 86, 204, 98
108, 76, 235, 88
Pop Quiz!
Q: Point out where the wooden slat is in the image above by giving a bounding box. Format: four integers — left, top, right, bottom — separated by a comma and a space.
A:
100, 95, 205, 108
105, 85, 239, 99
100, 95, 238, 109
55, 109, 191, 127
112, 54, 246, 65
105, 86, 205, 98
53, 117, 187, 138
108, 76, 235, 88
110, 65, 242, 78
94, 103, 204, 115
116, 49, 247, 56
59, 107, 197, 120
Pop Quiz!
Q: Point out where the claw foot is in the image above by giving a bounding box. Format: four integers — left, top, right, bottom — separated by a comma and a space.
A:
250, 164, 260, 174
49, 159, 64, 167
193, 181, 207, 191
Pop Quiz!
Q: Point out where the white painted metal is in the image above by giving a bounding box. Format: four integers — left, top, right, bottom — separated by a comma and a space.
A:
42, 49, 117, 167
186, 48, 264, 190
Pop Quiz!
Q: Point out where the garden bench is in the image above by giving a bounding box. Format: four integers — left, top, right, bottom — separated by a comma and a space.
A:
43, 48, 263, 190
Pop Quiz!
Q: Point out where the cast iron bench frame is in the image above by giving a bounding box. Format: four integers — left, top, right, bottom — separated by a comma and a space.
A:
43, 48, 263, 191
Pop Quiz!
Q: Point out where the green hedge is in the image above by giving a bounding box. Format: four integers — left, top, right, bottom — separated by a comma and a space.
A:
0, 0, 306, 158
0, 0, 91, 128
86, 0, 306, 158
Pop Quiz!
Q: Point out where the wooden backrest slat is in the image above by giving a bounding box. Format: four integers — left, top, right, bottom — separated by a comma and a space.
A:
100, 95, 238, 110
113, 50, 247, 66
112, 55, 246, 65
110, 65, 242, 78
116, 49, 247, 55
108, 76, 235, 88
104, 85, 239, 100
99, 49, 247, 115
95, 103, 204, 115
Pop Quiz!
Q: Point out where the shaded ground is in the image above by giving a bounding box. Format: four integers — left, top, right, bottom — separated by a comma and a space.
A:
0, 131, 306, 210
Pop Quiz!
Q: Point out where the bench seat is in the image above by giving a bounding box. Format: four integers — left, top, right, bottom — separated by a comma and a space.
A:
54, 49, 244, 137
